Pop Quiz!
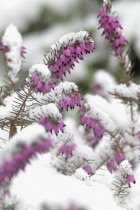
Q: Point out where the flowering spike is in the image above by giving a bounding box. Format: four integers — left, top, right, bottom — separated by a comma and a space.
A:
0, 124, 52, 184
29, 64, 54, 94
97, 3, 127, 55
45, 31, 95, 82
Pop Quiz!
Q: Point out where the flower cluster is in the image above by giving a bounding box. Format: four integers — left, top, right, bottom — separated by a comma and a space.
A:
0, 137, 52, 184
59, 93, 83, 111
40, 117, 65, 135
45, 31, 95, 82
31, 74, 54, 94
29, 64, 54, 94
57, 143, 76, 159
81, 115, 104, 146
98, 3, 127, 55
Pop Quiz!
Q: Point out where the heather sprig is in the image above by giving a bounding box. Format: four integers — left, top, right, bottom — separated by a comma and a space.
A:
44, 31, 95, 83
0, 124, 52, 185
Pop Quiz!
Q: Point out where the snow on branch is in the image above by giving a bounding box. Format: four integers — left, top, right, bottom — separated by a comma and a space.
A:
0, 124, 52, 185
0, 24, 25, 84
44, 31, 95, 83
112, 160, 136, 205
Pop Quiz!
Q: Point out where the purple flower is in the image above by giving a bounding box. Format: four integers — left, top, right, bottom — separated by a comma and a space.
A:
83, 165, 93, 175
57, 143, 76, 159
31, 74, 54, 94
45, 32, 95, 82
135, 132, 140, 140
126, 175, 136, 187
0, 138, 52, 184
98, 4, 127, 55
115, 153, 125, 164
59, 93, 83, 111
0, 41, 9, 52
107, 159, 116, 172
20, 46, 26, 58
81, 115, 104, 140
40, 117, 65, 135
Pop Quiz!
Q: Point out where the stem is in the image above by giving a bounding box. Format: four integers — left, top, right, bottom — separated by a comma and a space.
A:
9, 83, 34, 138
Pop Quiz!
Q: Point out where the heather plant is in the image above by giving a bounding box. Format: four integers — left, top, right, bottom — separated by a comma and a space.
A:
0, 1, 140, 210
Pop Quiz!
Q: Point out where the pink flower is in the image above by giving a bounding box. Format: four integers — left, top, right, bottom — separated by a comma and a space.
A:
59, 93, 83, 111
126, 175, 136, 187
107, 160, 116, 172
57, 143, 76, 159
46, 32, 95, 82
31, 74, 54, 94
98, 4, 127, 56
20, 46, 26, 58
83, 165, 93, 175
135, 132, 140, 140
0, 138, 52, 184
40, 117, 65, 135
115, 153, 125, 164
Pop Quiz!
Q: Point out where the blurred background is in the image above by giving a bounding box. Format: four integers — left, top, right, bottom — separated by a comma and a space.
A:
0, 0, 140, 93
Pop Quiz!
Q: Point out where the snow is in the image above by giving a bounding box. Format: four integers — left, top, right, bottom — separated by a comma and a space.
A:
29, 64, 51, 83
50, 31, 92, 51
35, 81, 79, 105
46, 31, 94, 63
118, 160, 133, 175
0, 124, 47, 163
84, 94, 130, 132
29, 103, 62, 121
111, 83, 140, 100
10, 155, 125, 210
2, 24, 23, 83
93, 70, 117, 92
